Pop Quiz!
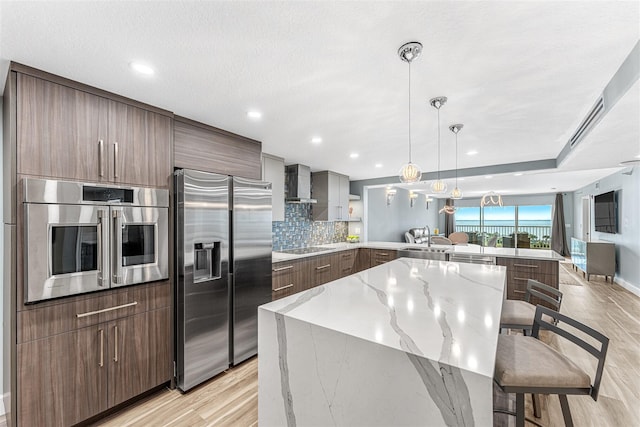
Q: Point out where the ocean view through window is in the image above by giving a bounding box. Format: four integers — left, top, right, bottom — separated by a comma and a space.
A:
455, 205, 552, 248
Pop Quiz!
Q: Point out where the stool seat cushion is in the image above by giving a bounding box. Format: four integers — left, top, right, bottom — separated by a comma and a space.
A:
495, 335, 591, 389
500, 300, 554, 327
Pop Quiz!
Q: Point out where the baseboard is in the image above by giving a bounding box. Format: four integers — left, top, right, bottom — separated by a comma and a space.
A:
614, 276, 640, 297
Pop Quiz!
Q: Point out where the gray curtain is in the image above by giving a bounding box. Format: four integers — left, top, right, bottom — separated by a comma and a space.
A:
445, 198, 455, 236
551, 193, 570, 256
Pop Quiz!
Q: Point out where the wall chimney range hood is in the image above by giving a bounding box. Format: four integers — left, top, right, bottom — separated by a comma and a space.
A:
285, 164, 317, 203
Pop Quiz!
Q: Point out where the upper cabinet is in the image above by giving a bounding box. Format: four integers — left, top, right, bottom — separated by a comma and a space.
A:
262, 153, 285, 221
311, 171, 350, 221
16, 73, 172, 188
174, 117, 261, 180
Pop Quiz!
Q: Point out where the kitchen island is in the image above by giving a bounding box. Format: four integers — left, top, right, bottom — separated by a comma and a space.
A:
258, 258, 506, 426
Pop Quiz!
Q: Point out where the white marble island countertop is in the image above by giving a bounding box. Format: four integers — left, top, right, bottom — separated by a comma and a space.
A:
258, 258, 507, 426
272, 241, 564, 262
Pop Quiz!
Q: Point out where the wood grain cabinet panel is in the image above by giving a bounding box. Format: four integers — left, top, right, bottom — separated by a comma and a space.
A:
338, 249, 356, 277
310, 254, 335, 287
497, 257, 559, 308
16, 73, 172, 188
174, 118, 261, 180
370, 249, 397, 267
17, 73, 108, 182
17, 325, 108, 427
354, 248, 371, 273
272, 259, 310, 300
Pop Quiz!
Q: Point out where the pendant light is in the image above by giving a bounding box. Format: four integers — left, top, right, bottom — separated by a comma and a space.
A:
449, 124, 464, 199
429, 96, 448, 193
398, 42, 423, 184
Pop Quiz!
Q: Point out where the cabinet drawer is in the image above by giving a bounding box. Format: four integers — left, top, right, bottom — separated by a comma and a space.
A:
508, 274, 557, 298
310, 254, 335, 287
18, 281, 169, 343
370, 249, 397, 267
339, 250, 356, 277
272, 259, 310, 294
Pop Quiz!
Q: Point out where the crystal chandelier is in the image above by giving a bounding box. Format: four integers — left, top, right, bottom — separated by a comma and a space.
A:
449, 124, 464, 199
398, 42, 423, 184
429, 96, 448, 193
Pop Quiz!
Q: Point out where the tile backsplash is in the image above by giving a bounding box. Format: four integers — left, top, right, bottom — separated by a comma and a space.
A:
272, 204, 348, 251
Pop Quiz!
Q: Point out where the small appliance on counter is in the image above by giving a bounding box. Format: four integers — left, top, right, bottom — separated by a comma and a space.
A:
174, 169, 273, 392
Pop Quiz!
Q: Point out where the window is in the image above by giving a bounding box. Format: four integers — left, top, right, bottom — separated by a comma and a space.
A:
454, 204, 552, 248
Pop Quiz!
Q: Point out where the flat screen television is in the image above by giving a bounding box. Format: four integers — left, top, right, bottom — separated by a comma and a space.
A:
594, 190, 617, 233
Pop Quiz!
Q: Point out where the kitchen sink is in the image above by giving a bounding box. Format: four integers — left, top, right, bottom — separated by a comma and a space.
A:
398, 247, 449, 261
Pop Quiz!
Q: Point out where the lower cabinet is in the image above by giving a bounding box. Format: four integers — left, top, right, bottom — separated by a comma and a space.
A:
354, 248, 371, 273
338, 249, 357, 277
496, 257, 559, 308
16, 282, 171, 426
370, 249, 398, 267
309, 254, 338, 287
272, 259, 310, 301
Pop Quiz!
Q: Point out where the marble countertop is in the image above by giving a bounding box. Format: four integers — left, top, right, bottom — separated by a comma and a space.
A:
272, 241, 564, 262
260, 258, 507, 378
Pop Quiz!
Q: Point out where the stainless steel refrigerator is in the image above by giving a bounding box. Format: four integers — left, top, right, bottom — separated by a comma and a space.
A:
174, 169, 272, 392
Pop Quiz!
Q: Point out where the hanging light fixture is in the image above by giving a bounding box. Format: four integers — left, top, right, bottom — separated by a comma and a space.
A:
449, 123, 464, 199
429, 96, 448, 193
480, 191, 503, 207
439, 200, 457, 215
398, 42, 423, 184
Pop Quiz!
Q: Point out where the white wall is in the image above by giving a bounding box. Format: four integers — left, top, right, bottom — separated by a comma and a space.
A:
366, 187, 438, 242
573, 167, 640, 294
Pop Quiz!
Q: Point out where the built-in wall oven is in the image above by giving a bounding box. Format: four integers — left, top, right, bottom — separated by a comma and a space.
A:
24, 178, 169, 303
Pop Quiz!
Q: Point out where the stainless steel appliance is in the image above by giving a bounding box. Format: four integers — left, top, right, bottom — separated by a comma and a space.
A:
285, 164, 317, 203
449, 253, 497, 265
24, 178, 169, 303
174, 169, 272, 392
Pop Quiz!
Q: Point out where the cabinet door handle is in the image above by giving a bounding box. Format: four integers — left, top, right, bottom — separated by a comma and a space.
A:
315, 264, 331, 270
114, 326, 119, 362
112, 209, 123, 285
99, 329, 104, 367
376, 253, 389, 256
273, 284, 294, 292
513, 264, 538, 268
113, 141, 119, 179
341, 253, 352, 258
273, 265, 294, 272
98, 139, 104, 177
514, 277, 529, 281
76, 301, 137, 318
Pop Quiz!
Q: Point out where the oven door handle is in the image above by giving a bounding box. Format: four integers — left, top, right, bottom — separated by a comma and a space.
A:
97, 209, 108, 287
112, 209, 123, 285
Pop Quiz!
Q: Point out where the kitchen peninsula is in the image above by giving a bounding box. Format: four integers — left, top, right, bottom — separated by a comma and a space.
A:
258, 258, 507, 425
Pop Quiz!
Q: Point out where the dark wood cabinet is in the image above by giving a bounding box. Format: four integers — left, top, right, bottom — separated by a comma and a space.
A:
16, 73, 172, 188
17, 325, 108, 427
174, 117, 262, 180
272, 259, 311, 300
15, 282, 171, 426
354, 248, 371, 273
338, 249, 357, 277
370, 249, 398, 267
496, 257, 559, 308
309, 254, 336, 287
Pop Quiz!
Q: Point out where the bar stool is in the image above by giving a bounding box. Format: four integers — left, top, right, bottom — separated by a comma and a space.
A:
500, 279, 563, 335
494, 305, 609, 427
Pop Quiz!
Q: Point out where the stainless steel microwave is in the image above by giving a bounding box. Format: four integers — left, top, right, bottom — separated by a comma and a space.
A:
23, 178, 169, 303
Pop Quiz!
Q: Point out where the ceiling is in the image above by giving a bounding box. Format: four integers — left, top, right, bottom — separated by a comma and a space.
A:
1, 1, 639, 196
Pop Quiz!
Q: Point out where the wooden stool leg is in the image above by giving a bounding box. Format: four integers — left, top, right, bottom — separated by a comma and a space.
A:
559, 395, 574, 427
516, 393, 525, 427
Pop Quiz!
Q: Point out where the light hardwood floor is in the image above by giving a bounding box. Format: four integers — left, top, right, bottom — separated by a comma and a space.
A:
92, 262, 639, 426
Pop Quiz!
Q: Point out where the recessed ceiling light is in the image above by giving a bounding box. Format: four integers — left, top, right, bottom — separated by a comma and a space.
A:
247, 111, 262, 119
129, 61, 155, 76
466, 150, 478, 156
485, 175, 493, 179
311, 137, 322, 144
350, 153, 359, 159
514, 173, 523, 176
551, 187, 557, 190
375, 163, 383, 168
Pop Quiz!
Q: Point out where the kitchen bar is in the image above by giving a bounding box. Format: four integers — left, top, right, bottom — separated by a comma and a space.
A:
258, 257, 507, 425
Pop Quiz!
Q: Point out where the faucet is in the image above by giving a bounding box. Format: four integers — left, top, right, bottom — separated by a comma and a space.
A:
425, 225, 431, 247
